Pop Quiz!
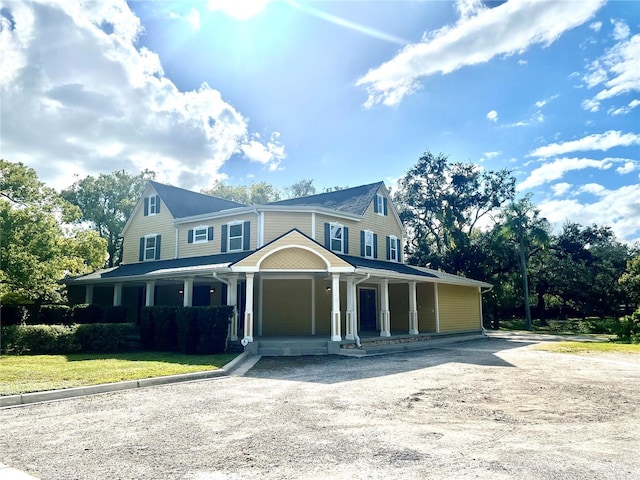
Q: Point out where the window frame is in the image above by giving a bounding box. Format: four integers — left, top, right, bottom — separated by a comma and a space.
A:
375, 194, 385, 216
363, 230, 374, 259
193, 225, 209, 244
330, 223, 344, 254
144, 234, 158, 261
147, 195, 159, 216
389, 235, 398, 262
227, 221, 244, 252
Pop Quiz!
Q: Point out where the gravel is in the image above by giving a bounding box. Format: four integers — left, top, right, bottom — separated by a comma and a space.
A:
1, 334, 639, 480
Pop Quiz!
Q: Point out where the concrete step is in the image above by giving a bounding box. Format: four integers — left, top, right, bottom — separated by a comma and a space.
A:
258, 346, 329, 356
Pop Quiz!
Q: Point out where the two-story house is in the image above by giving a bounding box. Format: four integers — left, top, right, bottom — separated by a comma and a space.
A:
69, 180, 491, 350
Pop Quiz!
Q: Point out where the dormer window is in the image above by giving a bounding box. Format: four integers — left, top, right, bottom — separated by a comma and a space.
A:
374, 194, 387, 216
144, 195, 160, 216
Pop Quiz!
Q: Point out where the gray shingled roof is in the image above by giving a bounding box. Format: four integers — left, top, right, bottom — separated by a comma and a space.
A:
150, 181, 246, 219
338, 255, 438, 278
267, 182, 384, 216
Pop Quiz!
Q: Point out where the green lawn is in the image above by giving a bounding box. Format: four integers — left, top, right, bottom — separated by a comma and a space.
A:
535, 342, 640, 354
0, 352, 238, 396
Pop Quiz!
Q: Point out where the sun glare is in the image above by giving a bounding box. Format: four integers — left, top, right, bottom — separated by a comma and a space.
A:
208, 0, 270, 20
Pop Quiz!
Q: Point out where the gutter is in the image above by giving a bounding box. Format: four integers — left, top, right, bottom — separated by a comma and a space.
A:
352, 273, 371, 348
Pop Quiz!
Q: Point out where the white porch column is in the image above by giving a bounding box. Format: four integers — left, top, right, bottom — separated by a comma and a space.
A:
228, 274, 239, 341
113, 283, 123, 306
434, 283, 440, 333
183, 277, 194, 307
380, 278, 391, 337
345, 276, 355, 340
409, 281, 419, 335
243, 273, 254, 342
145, 281, 155, 306
84, 285, 94, 304
330, 273, 342, 341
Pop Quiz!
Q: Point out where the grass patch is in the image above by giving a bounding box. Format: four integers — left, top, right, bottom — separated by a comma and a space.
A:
0, 352, 238, 396
535, 342, 640, 355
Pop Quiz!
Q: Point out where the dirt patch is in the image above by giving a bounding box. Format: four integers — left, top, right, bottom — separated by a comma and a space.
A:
1, 336, 638, 479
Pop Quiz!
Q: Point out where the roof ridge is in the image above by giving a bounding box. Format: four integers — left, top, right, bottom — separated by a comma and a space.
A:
267, 181, 384, 204
149, 180, 247, 206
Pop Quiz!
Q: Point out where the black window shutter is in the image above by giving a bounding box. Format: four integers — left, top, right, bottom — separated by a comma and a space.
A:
207, 226, 214, 241
360, 231, 365, 257
343, 227, 349, 254
373, 197, 379, 214
386, 236, 391, 260
243, 221, 251, 251
383, 197, 388, 216
188, 230, 194, 244
373, 234, 378, 259
139, 237, 145, 261
156, 195, 161, 213
143, 197, 149, 216
155, 235, 161, 260
397, 238, 402, 263
221, 224, 228, 253
324, 223, 330, 249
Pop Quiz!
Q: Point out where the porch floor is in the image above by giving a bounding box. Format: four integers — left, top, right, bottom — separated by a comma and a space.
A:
238, 330, 485, 356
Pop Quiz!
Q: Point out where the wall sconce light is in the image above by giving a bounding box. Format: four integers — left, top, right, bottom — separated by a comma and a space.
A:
178, 290, 184, 294
326, 286, 331, 292
210, 288, 215, 294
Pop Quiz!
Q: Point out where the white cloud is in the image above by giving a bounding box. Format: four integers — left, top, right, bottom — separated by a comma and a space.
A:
0, 1, 284, 190
611, 19, 630, 41
616, 161, 637, 175
551, 182, 572, 196
589, 21, 602, 32
239, 132, 286, 171
486, 110, 498, 122
518, 59, 528, 65
607, 98, 640, 116
528, 130, 640, 158
169, 8, 201, 31
518, 157, 615, 191
484, 151, 501, 159
579, 183, 607, 196
535, 94, 559, 108
582, 34, 640, 111
356, 0, 605, 107
539, 184, 640, 243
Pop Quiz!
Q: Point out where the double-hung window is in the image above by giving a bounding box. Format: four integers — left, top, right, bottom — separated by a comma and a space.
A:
364, 230, 374, 258
374, 194, 387, 216
388, 235, 399, 262
144, 195, 161, 216
228, 222, 244, 252
189, 225, 213, 244
330, 223, 344, 253
139, 234, 161, 261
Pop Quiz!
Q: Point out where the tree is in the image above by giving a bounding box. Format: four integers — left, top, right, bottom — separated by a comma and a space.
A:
498, 196, 550, 330
619, 253, 640, 306
1, 160, 107, 303
202, 180, 281, 205
395, 151, 516, 269
62, 170, 155, 267
284, 179, 316, 198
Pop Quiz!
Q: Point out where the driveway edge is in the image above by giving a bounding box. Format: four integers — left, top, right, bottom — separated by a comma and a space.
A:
0, 351, 254, 408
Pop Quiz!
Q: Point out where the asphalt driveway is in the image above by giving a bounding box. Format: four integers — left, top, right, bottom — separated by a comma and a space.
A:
1, 334, 639, 479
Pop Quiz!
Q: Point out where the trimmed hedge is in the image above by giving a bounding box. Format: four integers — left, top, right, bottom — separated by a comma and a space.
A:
139, 306, 232, 354
0, 305, 30, 326
0, 323, 137, 355
71, 304, 104, 324
38, 305, 72, 326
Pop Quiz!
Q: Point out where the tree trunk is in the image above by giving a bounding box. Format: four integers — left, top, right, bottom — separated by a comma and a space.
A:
519, 242, 532, 330
537, 290, 548, 326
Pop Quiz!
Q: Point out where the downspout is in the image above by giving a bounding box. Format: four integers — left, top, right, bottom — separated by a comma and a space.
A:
212, 272, 231, 351
352, 273, 371, 348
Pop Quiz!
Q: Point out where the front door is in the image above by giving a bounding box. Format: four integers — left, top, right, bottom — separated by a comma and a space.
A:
359, 288, 377, 331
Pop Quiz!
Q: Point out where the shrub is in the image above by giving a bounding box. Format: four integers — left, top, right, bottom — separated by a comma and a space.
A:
38, 305, 72, 325
0, 324, 80, 355
72, 304, 104, 324
613, 308, 640, 344
176, 308, 200, 354
103, 306, 129, 324
196, 306, 232, 354
75, 323, 137, 353
138, 307, 155, 349
153, 307, 178, 351
0, 304, 29, 326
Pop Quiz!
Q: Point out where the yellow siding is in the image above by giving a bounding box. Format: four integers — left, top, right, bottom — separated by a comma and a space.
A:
438, 284, 481, 332
178, 213, 257, 259
389, 284, 409, 332
261, 248, 326, 270
315, 187, 404, 260
122, 193, 176, 264
263, 212, 313, 243
262, 280, 312, 335
417, 283, 436, 332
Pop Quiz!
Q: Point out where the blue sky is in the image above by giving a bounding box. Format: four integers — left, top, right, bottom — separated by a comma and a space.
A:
1, 0, 639, 242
